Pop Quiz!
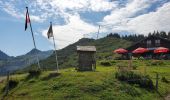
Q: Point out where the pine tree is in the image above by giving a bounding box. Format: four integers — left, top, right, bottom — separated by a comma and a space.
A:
168, 32, 170, 39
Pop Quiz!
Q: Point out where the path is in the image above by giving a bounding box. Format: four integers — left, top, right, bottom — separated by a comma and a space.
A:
165, 94, 170, 100
0, 77, 5, 83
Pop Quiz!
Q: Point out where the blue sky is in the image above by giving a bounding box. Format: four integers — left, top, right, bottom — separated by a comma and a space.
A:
0, 0, 170, 56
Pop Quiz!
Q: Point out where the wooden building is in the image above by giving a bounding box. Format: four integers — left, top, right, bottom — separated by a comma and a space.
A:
126, 35, 170, 59
77, 46, 96, 71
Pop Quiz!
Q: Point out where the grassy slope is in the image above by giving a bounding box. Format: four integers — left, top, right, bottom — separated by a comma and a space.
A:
26, 37, 132, 71
0, 60, 170, 100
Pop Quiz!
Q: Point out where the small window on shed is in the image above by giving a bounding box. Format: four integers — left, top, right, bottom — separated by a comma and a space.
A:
147, 40, 152, 47
155, 39, 160, 46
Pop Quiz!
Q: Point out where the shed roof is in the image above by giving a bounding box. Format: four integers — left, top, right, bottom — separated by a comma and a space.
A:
77, 46, 96, 52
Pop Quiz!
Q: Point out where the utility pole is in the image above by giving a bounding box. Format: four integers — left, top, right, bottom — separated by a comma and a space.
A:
96, 25, 101, 39
155, 73, 159, 91
2, 71, 10, 100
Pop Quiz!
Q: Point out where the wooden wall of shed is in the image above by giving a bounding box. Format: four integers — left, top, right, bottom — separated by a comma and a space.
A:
77, 51, 95, 71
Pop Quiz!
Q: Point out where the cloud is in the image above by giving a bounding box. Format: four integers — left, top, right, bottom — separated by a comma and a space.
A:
0, 0, 118, 23
42, 14, 97, 49
127, 2, 170, 35
29, 15, 45, 23
1, 0, 170, 50
0, 1, 44, 23
102, 0, 170, 35
103, 0, 156, 24
1, 2, 23, 19
43, 0, 117, 12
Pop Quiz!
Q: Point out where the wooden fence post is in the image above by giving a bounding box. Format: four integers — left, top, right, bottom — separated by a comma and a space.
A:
1, 72, 10, 100
155, 73, 159, 91
5, 72, 10, 96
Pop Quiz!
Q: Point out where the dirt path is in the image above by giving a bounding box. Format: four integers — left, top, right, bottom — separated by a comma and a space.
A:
165, 94, 170, 100
0, 77, 5, 83
0, 79, 3, 83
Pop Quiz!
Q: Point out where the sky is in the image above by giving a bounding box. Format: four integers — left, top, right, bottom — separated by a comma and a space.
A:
0, 0, 170, 56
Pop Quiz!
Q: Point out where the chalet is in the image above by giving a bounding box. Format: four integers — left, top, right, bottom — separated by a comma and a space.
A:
77, 46, 96, 71
126, 35, 170, 59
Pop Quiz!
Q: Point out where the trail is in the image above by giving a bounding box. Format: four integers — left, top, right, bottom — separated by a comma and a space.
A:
0, 77, 5, 83
165, 94, 170, 100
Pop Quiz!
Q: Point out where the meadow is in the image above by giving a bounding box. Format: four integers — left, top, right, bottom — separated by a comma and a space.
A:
0, 60, 170, 100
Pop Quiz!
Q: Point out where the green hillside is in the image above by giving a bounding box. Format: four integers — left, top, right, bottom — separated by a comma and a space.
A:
27, 36, 132, 70
0, 60, 170, 100
0, 49, 53, 75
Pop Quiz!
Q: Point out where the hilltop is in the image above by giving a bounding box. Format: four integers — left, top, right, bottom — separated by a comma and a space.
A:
0, 60, 170, 100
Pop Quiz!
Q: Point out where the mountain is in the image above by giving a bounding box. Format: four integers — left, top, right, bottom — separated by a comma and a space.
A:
0, 49, 53, 75
26, 48, 42, 55
26, 36, 132, 71
0, 50, 10, 60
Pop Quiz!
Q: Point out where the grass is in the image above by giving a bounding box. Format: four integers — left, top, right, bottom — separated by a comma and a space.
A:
0, 60, 170, 100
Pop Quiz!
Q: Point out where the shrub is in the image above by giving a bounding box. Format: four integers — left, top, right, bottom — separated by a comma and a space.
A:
26, 70, 41, 79
2, 80, 18, 92
100, 61, 112, 66
110, 60, 116, 64
115, 71, 154, 90
8, 80, 18, 90
139, 76, 154, 89
161, 77, 169, 83
42, 72, 61, 80
132, 65, 138, 70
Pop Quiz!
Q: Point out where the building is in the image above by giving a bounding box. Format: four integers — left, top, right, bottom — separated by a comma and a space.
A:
126, 35, 170, 59
77, 46, 96, 71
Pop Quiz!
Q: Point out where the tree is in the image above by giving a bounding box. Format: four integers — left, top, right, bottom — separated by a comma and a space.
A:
107, 33, 120, 38
168, 32, 170, 39
160, 31, 167, 38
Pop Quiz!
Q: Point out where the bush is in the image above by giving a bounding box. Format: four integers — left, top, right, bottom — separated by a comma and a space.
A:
42, 72, 60, 80
115, 71, 154, 90
100, 61, 112, 66
161, 77, 169, 83
26, 70, 41, 79
110, 60, 116, 64
2, 80, 18, 92
132, 65, 138, 70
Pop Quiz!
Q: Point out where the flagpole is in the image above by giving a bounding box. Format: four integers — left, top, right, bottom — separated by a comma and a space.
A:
26, 7, 41, 70
97, 25, 100, 39
51, 22, 59, 72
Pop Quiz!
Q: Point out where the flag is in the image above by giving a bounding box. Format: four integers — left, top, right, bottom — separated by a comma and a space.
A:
47, 22, 53, 39
25, 7, 30, 31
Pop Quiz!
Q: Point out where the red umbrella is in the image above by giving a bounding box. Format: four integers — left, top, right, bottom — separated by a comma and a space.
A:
154, 47, 169, 53
114, 48, 128, 54
132, 47, 148, 54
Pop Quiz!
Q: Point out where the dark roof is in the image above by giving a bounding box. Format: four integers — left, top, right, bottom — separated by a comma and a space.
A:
77, 46, 96, 52
126, 35, 170, 51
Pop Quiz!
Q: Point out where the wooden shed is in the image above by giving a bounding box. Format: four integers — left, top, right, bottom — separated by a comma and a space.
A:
77, 46, 96, 71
